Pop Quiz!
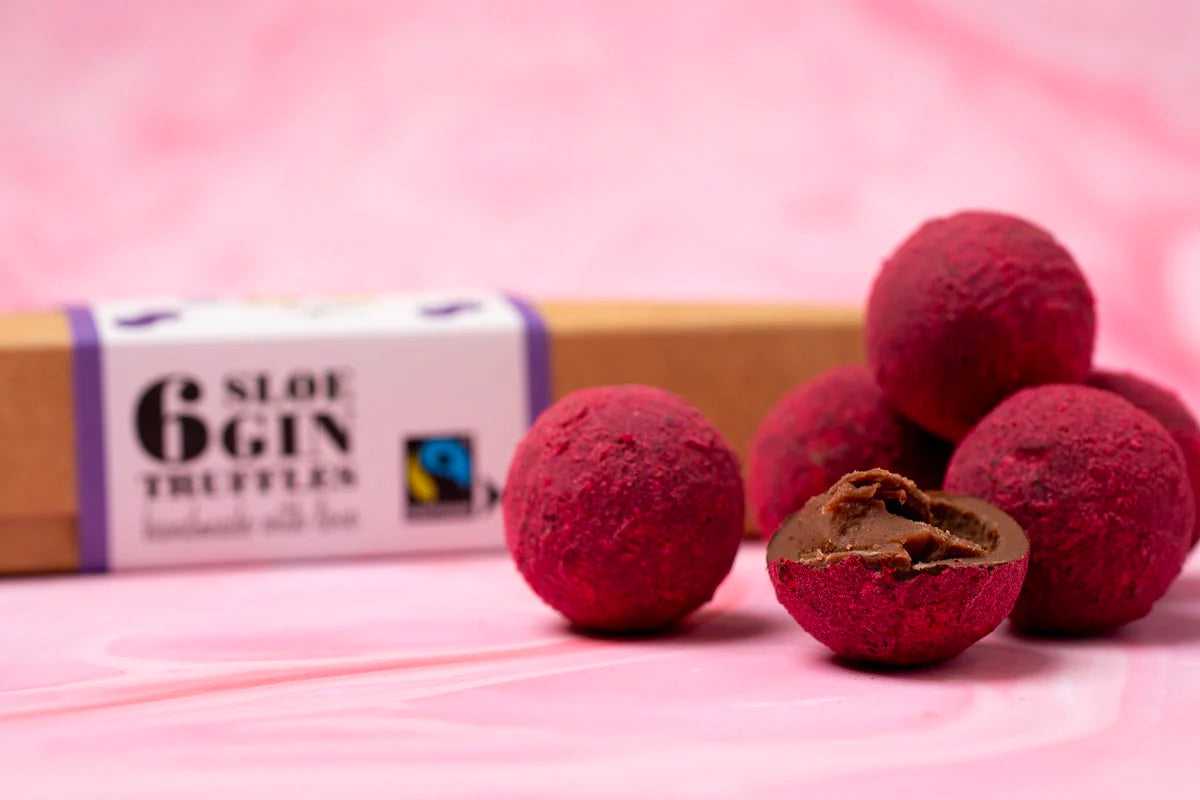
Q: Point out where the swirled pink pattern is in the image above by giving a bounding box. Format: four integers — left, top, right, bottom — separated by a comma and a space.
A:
3, 1, 1200, 795
0, 547, 1198, 797
3, 1, 1199, 408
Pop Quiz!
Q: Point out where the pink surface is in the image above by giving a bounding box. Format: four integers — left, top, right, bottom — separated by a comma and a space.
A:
5, 1, 1200, 796
0, 546, 1198, 798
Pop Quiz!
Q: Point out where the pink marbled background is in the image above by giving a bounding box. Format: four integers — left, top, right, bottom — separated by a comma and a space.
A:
4, 1, 1200, 403
2, 1, 1200, 797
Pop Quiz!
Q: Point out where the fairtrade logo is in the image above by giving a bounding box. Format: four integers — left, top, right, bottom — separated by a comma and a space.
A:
405, 435, 500, 520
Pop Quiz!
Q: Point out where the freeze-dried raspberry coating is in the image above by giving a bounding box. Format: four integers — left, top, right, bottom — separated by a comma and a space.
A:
769, 555, 1027, 666
1088, 369, 1200, 548
945, 385, 1194, 634
503, 385, 745, 632
748, 365, 950, 536
866, 211, 1096, 441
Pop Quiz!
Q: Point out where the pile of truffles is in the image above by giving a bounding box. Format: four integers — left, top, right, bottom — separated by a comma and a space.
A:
756, 210, 1197, 661
502, 209, 1198, 668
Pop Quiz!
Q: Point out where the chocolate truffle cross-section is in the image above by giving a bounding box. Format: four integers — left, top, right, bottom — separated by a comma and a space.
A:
769, 470, 1025, 577
767, 469, 1029, 666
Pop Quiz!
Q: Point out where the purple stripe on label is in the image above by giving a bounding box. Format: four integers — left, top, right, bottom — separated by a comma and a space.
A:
506, 295, 551, 425
66, 307, 108, 572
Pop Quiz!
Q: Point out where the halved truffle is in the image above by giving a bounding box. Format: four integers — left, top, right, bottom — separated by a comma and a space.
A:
767, 469, 1028, 666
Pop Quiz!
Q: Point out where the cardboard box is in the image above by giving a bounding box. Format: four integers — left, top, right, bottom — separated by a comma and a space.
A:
0, 296, 862, 575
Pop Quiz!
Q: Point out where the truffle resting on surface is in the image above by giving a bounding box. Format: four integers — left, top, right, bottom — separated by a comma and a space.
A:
768, 469, 1028, 666
945, 384, 1194, 634
503, 385, 745, 633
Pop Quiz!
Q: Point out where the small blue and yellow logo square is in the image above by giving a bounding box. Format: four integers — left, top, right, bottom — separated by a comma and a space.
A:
405, 435, 474, 519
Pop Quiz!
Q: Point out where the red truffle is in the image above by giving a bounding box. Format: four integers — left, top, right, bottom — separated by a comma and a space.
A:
748, 365, 950, 536
503, 385, 745, 633
768, 470, 1029, 666
1087, 369, 1200, 549
945, 385, 1194, 634
866, 211, 1097, 441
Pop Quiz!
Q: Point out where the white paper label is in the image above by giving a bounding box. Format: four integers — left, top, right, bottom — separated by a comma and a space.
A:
93, 293, 530, 569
